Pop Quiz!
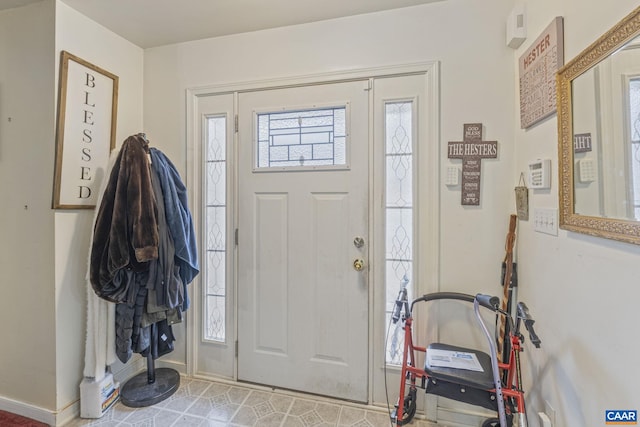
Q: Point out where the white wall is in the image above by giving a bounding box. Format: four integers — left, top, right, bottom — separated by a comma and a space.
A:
0, 0, 57, 412
514, 1, 640, 426
53, 0, 144, 420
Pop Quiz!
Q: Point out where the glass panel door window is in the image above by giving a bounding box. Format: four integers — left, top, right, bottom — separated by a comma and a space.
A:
256, 106, 347, 170
384, 101, 414, 365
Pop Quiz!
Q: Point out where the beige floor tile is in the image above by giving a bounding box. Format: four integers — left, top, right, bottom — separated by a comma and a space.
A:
63, 377, 438, 427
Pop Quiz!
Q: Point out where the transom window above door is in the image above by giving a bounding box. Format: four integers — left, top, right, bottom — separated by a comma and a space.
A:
255, 105, 348, 170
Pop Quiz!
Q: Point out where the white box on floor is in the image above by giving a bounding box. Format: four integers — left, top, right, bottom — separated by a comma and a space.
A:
80, 373, 120, 418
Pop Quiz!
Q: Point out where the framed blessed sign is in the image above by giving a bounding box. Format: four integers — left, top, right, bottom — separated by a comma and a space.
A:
53, 51, 118, 209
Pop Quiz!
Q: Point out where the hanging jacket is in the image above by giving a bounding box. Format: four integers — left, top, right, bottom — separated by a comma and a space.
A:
149, 148, 199, 309
144, 163, 184, 319
90, 134, 159, 303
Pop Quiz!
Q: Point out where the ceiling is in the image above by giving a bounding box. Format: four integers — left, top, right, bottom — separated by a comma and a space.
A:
3, 0, 442, 49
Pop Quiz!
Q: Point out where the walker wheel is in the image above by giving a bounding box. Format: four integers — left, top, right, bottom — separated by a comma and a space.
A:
396, 394, 417, 425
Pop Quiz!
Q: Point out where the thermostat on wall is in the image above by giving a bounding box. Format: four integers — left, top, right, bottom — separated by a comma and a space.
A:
528, 159, 551, 189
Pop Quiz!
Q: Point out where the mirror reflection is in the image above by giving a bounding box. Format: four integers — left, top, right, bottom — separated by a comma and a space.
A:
572, 35, 640, 220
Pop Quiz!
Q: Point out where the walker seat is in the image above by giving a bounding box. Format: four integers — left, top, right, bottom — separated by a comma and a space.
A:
424, 343, 498, 411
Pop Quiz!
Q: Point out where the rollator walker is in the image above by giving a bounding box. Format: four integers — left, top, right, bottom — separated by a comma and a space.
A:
390, 284, 541, 427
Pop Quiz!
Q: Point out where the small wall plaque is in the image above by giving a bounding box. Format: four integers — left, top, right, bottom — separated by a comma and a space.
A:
573, 133, 592, 153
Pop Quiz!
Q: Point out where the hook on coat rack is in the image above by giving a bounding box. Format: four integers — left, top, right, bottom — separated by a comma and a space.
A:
136, 132, 152, 159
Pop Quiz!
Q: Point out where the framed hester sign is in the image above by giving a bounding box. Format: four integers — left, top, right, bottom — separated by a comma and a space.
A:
53, 51, 118, 209
519, 17, 564, 129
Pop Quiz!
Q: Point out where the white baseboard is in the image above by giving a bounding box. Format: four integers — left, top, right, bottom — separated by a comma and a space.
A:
0, 395, 56, 426
0, 358, 185, 426
111, 356, 186, 385
437, 403, 496, 427
155, 358, 187, 376
0, 357, 150, 426
112, 355, 146, 385
55, 401, 80, 427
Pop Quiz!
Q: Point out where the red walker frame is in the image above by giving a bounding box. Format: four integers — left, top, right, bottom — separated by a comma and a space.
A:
391, 292, 540, 427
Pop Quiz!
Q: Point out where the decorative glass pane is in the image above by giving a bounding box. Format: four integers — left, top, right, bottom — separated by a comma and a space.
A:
206, 251, 225, 296
386, 156, 413, 208
256, 107, 346, 168
206, 161, 226, 206
385, 208, 413, 266
384, 102, 414, 365
386, 312, 404, 365
206, 206, 225, 250
386, 103, 412, 155
204, 116, 227, 342
208, 119, 226, 161
206, 295, 226, 342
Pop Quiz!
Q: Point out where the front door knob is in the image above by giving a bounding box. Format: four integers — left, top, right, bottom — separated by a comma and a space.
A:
353, 259, 365, 271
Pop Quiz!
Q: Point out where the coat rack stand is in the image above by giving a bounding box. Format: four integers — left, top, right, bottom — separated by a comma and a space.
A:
89, 133, 194, 411
120, 352, 179, 407
120, 323, 180, 407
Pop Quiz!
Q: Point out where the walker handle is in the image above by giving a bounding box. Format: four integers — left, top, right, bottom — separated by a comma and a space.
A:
411, 292, 475, 312
517, 302, 541, 348
475, 293, 500, 310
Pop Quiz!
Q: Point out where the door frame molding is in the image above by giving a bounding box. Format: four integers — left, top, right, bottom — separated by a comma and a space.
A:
185, 61, 440, 404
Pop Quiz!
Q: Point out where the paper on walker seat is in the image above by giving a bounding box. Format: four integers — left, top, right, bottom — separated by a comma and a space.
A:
427, 349, 484, 372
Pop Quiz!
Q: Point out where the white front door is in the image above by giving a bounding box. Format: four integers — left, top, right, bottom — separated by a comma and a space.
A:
237, 80, 370, 402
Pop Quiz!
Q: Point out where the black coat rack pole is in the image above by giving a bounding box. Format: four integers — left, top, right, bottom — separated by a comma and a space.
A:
146, 351, 156, 384
120, 324, 180, 407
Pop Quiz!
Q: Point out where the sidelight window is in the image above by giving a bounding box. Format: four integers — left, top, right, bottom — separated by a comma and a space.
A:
384, 101, 414, 365
204, 115, 227, 342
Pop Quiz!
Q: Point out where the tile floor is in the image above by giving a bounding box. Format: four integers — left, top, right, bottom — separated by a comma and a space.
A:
64, 377, 437, 427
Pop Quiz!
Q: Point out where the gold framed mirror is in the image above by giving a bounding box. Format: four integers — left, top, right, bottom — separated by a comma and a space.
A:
557, 6, 640, 244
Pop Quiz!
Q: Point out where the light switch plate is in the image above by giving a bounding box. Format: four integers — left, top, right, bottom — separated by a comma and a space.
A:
533, 208, 558, 236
